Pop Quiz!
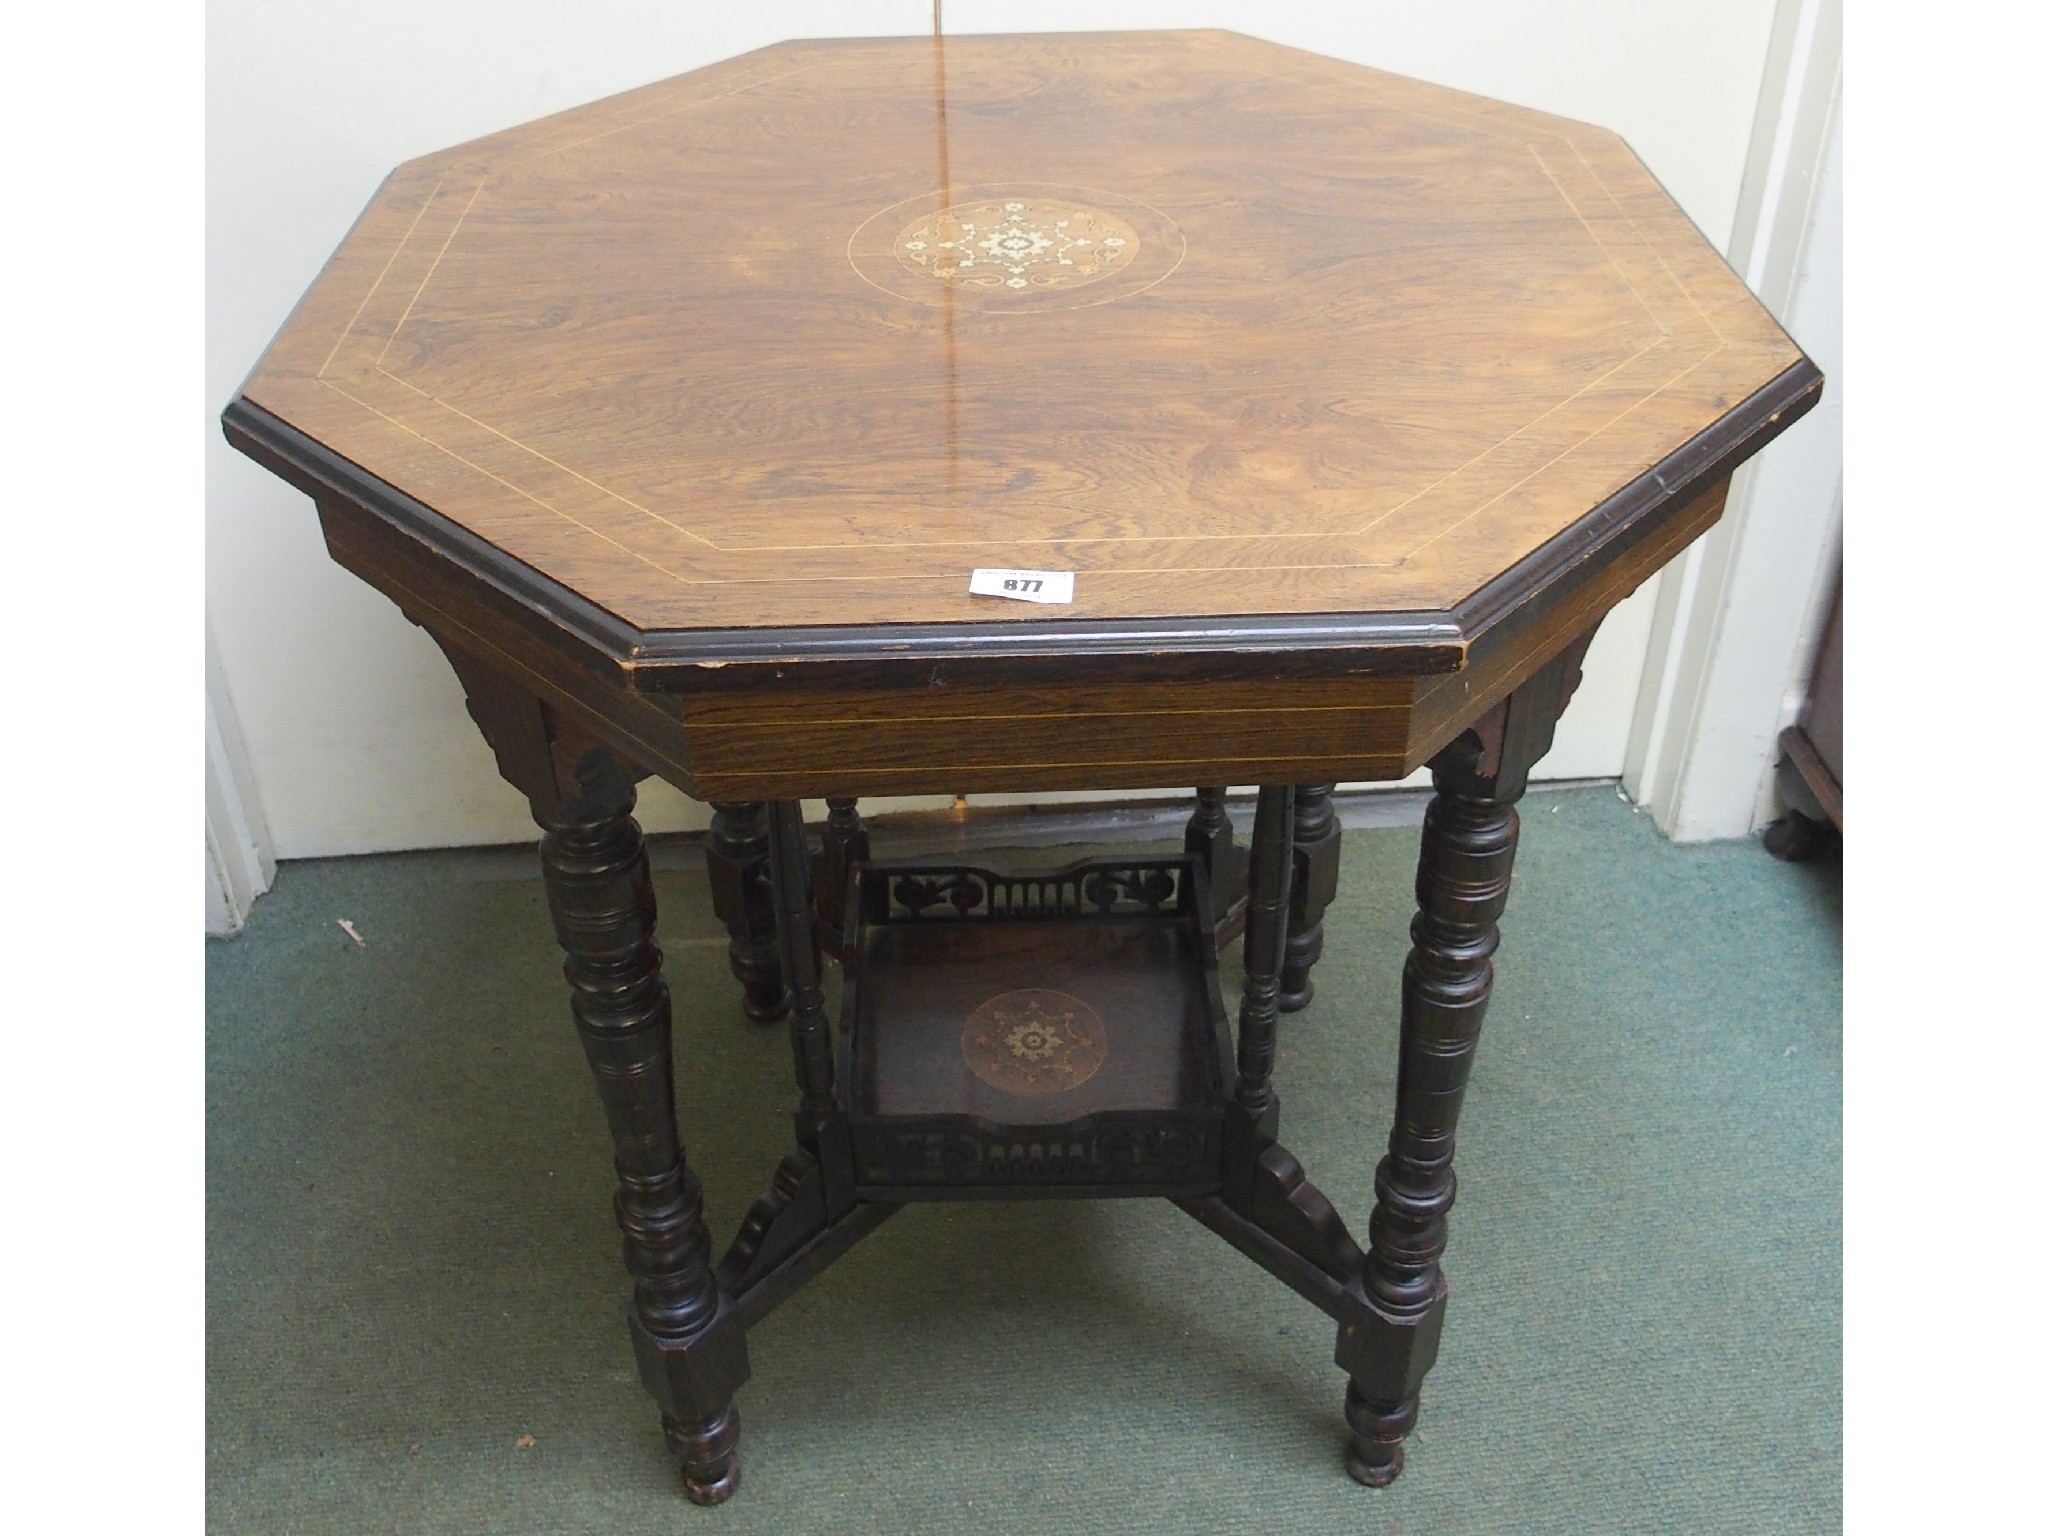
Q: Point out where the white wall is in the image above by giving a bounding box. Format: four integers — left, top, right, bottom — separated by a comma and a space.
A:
208, 1, 1782, 857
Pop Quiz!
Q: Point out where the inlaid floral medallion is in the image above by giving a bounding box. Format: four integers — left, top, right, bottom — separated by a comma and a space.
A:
960, 988, 1108, 1097
894, 199, 1140, 293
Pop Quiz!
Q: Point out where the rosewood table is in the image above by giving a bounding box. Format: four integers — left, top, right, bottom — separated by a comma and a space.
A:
223, 30, 1819, 1504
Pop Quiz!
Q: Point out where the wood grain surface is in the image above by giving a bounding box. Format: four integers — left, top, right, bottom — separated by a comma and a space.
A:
234, 29, 1812, 654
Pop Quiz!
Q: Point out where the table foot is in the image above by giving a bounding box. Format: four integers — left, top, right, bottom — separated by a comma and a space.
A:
1763, 808, 1829, 862
667, 1403, 742, 1505
1342, 1386, 1414, 1486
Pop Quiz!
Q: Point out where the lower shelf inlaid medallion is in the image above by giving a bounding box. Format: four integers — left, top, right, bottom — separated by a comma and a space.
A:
961, 988, 1108, 1097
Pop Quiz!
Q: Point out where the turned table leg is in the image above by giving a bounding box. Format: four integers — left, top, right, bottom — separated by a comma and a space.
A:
763, 800, 858, 1212
1279, 783, 1340, 1012
1342, 741, 1515, 1485
539, 754, 750, 1504
1186, 786, 1250, 943
1339, 640, 1592, 1486
706, 802, 787, 1022
1232, 785, 1295, 1131
814, 797, 869, 959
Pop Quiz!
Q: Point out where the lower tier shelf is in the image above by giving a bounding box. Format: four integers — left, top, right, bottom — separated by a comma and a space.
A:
840, 856, 1235, 1199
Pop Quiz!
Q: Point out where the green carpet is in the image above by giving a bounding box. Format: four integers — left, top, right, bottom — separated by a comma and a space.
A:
207, 786, 1841, 1534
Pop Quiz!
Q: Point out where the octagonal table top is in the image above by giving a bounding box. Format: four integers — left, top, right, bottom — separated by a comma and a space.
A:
228, 29, 1817, 688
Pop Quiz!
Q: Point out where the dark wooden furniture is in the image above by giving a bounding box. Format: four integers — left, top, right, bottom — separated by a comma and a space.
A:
223, 30, 1818, 1504
1766, 571, 1843, 859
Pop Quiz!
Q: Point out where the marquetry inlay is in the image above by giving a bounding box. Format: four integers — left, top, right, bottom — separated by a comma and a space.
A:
960, 989, 1107, 1097
893, 198, 1139, 293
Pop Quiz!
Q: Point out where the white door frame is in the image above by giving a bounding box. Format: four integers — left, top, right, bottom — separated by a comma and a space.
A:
207, 621, 277, 935
1624, 0, 1843, 841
